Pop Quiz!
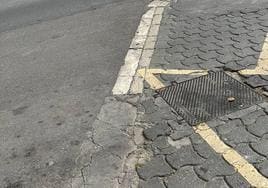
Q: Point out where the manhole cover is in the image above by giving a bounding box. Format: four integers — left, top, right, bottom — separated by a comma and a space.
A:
156, 71, 263, 125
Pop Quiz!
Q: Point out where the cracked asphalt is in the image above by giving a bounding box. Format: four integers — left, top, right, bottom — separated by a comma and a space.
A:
0, 0, 149, 187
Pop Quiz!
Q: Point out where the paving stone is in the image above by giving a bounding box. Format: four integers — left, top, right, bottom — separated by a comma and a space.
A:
136, 155, 173, 180
139, 177, 165, 188
206, 119, 226, 128
249, 37, 265, 44
184, 41, 205, 49
225, 173, 251, 188
194, 154, 235, 181
169, 122, 193, 140
144, 108, 177, 124
225, 105, 260, 120
247, 115, 268, 137
240, 109, 266, 125
201, 42, 223, 51
167, 137, 192, 150
150, 55, 169, 67
181, 48, 200, 58
232, 40, 252, 49
251, 44, 263, 53
152, 136, 169, 150
156, 38, 170, 50
198, 50, 221, 60
151, 136, 176, 155
234, 143, 265, 164
236, 56, 258, 67
245, 75, 268, 88
234, 47, 259, 57
166, 45, 186, 54
165, 52, 186, 63
264, 86, 268, 92
139, 1, 268, 187
162, 61, 190, 70
217, 53, 241, 64
160, 74, 194, 83
143, 122, 172, 141
198, 59, 224, 69
166, 166, 206, 188
256, 160, 268, 177
154, 97, 170, 108
216, 119, 258, 146
251, 138, 268, 156
247, 29, 267, 37
216, 119, 242, 135
190, 133, 217, 159
143, 98, 158, 114
174, 74, 200, 83
261, 75, 268, 81
206, 177, 229, 188
166, 119, 180, 130
200, 36, 223, 46
259, 102, 268, 113
166, 145, 204, 169
224, 61, 245, 71
245, 63, 257, 69
159, 74, 176, 82
182, 56, 203, 66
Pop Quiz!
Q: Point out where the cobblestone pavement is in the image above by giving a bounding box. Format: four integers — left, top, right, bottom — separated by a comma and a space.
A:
135, 0, 268, 187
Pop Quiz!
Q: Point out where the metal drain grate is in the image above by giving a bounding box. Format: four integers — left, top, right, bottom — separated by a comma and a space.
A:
156, 71, 263, 125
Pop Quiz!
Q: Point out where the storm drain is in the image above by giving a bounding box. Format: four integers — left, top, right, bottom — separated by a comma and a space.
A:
156, 71, 263, 125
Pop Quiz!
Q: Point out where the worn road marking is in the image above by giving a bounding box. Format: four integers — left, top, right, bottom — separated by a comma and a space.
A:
147, 68, 208, 75
138, 69, 268, 187
137, 39, 268, 90
195, 123, 268, 188
239, 34, 268, 75
125, 11, 268, 94
137, 32, 268, 92
137, 68, 207, 89
112, 0, 170, 95
137, 68, 165, 89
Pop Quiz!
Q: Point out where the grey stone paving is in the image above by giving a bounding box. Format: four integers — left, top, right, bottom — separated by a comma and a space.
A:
136, 96, 255, 187
154, 0, 268, 89
0, 0, 152, 186
136, 0, 268, 187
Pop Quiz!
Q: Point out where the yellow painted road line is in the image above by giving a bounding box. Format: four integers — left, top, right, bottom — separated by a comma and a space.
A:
195, 123, 268, 188
239, 34, 268, 75
148, 68, 208, 75
139, 69, 268, 187
137, 68, 208, 89
137, 68, 165, 89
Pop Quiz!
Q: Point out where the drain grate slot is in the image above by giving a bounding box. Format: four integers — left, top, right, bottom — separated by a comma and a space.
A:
156, 71, 263, 125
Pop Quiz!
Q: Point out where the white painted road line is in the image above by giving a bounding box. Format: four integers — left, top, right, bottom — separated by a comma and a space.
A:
112, 0, 170, 95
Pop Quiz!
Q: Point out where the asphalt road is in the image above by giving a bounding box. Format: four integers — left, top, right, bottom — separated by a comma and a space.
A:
0, 0, 125, 33
0, 0, 148, 187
